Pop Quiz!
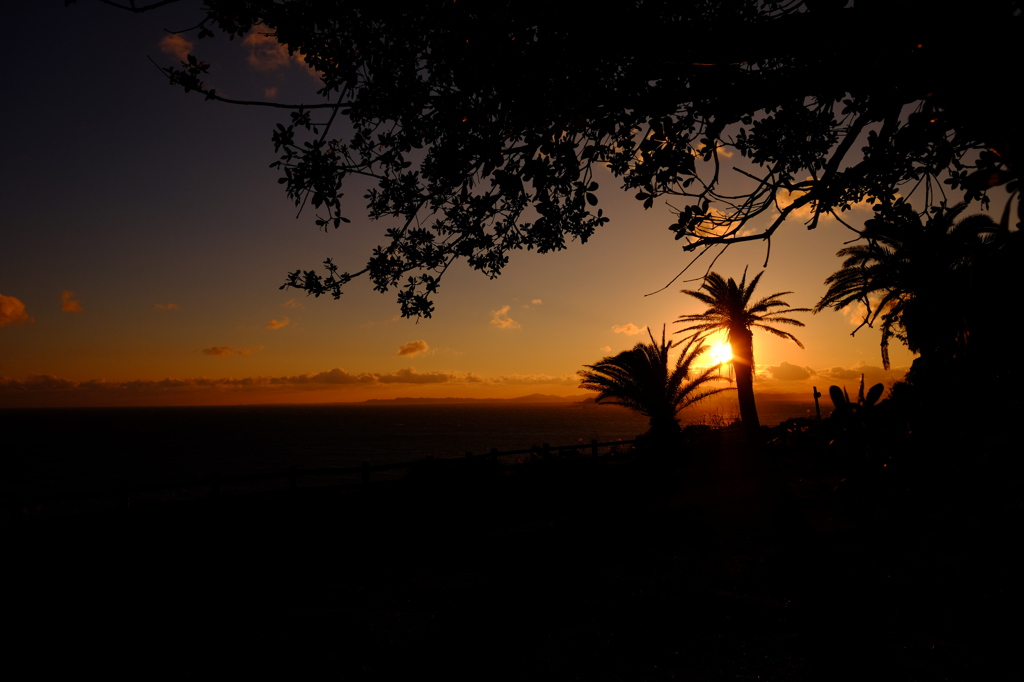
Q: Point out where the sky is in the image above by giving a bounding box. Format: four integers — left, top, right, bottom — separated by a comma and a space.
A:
0, 2, 932, 409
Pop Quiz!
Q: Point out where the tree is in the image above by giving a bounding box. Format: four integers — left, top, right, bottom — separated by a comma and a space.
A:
95, 0, 1021, 316
676, 271, 808, 430
814, 201, 1009, 374
578, 326, 731, 441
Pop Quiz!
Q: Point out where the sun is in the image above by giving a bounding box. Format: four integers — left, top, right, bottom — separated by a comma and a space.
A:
709, 342, 733, 364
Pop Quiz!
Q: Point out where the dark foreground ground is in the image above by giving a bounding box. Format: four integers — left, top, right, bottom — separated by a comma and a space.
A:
7, 435, 1021, 680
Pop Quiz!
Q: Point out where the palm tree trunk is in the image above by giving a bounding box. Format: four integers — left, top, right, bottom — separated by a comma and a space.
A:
730, 328, 761, 430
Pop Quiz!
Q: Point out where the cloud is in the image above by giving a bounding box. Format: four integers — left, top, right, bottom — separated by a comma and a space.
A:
775, 177, 815, 219
272, 367, 456, 386
155, 303, 179, 311
531, 299, 543, 305
0, 294, 33, 327
600, 345, 612, 352
283, 298, 304, 309
815, 363, 906, 391
821, 366, 862, 382
60, 291, 82, 313
839, 294, 890, 327
159, 34, 194, 61
1, 375, 79, 392
264, 86, 279, 99
202, 346, 260, 357
397, 340, 430, 357
490, 305, 520, 329
244, 31, 293, 71
611, 323, 645, 335
777, 178, 882, 224
767, 362, 814, 381
266, 317, 291, 330
487, 373, 578, 386
1, 369, 576, 392
0, 368, 581, 406
377, 368, 450, 384
840, 302, 868, 326
815, 360, 897, 382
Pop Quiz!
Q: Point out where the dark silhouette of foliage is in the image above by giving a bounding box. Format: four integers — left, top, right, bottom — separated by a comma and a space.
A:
829, 375, 885, 424
677, 270, 808, 430
578, 326, 731, 440
94, 0, 1022, 316
814, 201, 1008, 371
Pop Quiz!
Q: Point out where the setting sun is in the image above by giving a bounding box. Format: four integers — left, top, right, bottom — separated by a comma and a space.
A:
710, 342, 733, 364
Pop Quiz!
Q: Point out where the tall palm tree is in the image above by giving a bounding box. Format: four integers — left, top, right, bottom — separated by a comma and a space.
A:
814, 202, 1001, 370
578, 326, 731, 439
676, 270, 809, 430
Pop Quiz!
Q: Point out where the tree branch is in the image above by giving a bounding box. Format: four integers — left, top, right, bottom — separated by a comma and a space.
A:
147, 57, 340, 110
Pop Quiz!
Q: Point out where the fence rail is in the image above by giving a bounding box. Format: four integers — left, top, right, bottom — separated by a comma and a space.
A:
5, 438, 637, 520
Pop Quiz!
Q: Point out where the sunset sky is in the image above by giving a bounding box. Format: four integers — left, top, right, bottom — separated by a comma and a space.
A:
0, 2, 951, 409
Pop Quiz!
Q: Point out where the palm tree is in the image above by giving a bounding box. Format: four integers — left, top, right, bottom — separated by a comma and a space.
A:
676, 270, 809, 430
813, 202, 1001, 371
578, 326, 731, 440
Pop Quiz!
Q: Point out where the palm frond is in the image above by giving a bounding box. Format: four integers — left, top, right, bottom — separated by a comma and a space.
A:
578, 325, 732, 432
676, 270, 807, 354
815, 202, 1000, 369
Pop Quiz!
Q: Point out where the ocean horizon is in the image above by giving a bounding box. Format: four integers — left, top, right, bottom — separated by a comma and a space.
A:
3, 398, 816, 503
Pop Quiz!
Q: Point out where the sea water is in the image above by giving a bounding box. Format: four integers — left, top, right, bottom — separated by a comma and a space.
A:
2, 399, 812, 503
2, 402, 648, 500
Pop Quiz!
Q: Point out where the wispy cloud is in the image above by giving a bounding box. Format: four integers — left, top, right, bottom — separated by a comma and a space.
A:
159, 34, 194, 61
202, 346, 260, 357
490, 305, 520, 329
155, 303, 179, 311
266, 317, 291, 330
283, 299, 304, 310
611, 323, 645, 335
0, 294, 33, 327
60, 290, 82, 313
397, 340, 430, 357
531, 299, 543, 305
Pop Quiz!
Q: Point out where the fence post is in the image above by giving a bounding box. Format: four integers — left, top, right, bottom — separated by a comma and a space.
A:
361, 461, 369, 485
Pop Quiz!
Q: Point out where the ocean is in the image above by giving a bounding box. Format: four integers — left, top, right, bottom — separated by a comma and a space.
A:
3, 402, 645, 502
2, 398, 813, 506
